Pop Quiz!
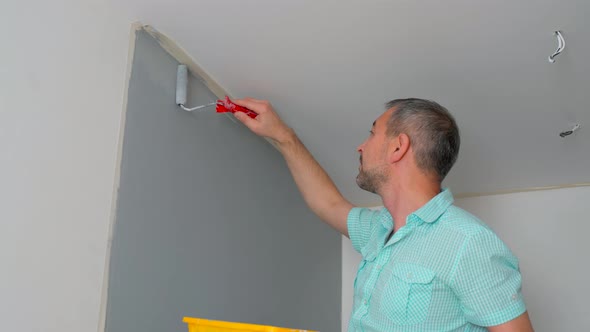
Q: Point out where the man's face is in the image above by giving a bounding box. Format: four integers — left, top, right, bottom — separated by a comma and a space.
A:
356, 110, 393, 194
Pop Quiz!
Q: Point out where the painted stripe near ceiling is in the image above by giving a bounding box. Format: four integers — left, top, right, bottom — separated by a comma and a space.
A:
142, 24, 280, 151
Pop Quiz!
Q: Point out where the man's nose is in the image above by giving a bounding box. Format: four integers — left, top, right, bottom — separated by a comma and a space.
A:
357, 142, 365, 153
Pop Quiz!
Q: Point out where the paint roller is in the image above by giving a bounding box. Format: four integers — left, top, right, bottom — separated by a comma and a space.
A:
175, 65, 217, 111
175, 64, 258, 118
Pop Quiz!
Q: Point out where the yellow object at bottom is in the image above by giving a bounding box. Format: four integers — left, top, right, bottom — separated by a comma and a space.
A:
183, 317, 317, 332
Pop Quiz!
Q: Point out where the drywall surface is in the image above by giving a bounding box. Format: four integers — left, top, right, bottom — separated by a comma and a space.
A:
0, 1, 131, 331
456, 186, 590, 331
105, 30, 340, 332
114, 0, 590, 205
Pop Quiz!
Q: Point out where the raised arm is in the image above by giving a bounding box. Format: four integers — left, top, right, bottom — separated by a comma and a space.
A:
233, 98, 353, 236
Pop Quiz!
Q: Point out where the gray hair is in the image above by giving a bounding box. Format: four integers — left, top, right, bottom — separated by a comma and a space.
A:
385, 98, 460, 181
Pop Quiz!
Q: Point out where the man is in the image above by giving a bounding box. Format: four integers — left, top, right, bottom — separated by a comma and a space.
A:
232, 97, 534, 331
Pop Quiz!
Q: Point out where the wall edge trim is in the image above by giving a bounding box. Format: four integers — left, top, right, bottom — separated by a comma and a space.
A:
97, 21, 142, 332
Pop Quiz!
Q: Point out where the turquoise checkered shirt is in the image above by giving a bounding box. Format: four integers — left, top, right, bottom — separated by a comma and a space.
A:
347, 189, 526, 331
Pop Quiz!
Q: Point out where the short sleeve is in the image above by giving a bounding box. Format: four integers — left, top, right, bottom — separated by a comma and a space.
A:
347, 207, 380, 254
450, 230, 527, 326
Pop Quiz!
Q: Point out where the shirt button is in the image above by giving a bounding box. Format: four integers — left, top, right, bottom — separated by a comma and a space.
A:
363, 300, 368, 305
407, 273, 413, 279
376, 264, 382, 270
512, 294, 518, 300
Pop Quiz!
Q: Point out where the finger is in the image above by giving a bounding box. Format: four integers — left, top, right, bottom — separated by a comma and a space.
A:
233, 98, 270, 114
233, 98, 264, 109
234, 111, 258, 129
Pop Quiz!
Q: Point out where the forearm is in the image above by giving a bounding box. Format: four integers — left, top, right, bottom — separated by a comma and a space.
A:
230, 98, 353, 234
276, 129, 352, 235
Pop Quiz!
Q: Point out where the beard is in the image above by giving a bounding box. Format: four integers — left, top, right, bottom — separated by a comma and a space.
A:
356, 164, 387, 194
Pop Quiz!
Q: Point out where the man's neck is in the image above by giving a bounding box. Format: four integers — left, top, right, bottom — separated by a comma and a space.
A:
380, 178, 441, 233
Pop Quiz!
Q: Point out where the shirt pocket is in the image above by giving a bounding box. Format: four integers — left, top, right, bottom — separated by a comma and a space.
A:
380, 263, 436, 325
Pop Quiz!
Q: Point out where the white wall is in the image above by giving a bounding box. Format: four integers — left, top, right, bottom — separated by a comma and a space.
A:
455, 186, 590, 331
0, 1, 131, 331
342, 186, 590, 331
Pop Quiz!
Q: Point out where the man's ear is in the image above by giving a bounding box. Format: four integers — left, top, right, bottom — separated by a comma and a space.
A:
388, 133, 410, 163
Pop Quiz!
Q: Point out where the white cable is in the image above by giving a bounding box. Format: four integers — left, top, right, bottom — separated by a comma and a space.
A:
559, 123, 580, 138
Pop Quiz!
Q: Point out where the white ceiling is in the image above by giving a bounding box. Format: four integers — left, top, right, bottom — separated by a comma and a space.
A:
113, 0, 589, 205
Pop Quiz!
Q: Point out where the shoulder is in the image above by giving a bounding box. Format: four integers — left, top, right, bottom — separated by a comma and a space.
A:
429, 205, 507, 258
438, 205, 493, 237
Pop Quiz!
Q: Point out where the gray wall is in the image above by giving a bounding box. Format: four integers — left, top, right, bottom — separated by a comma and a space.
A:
105, 30, 340, 332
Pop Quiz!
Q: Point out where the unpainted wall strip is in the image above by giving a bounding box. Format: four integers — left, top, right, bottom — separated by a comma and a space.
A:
98, 21, 142, 332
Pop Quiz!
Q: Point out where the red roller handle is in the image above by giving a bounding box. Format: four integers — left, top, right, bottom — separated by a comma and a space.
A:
216, 96, 258, 119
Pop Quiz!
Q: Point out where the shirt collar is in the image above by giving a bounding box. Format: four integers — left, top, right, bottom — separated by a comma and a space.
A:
379, 208, 394, 229
412, 188, 454, 223
379, 188, 454, 227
